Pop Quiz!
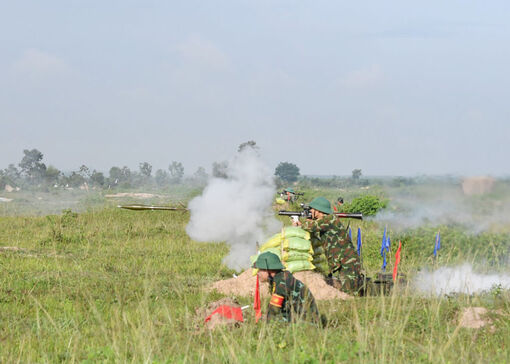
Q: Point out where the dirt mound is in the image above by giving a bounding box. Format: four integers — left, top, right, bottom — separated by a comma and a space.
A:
462, 177, 495, 196
195, 297, 243, 331
458, 307, 493, 329
104, 192, 161, 199
209, 270, 352, 300
294, 271, 352, 300
210, 270, 271, 298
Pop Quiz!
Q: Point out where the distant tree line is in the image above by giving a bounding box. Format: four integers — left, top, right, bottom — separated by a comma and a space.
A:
2, 144, 422, 192
0, 148, 211, 190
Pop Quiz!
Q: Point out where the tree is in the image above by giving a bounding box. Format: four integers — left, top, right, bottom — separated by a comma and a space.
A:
45, 165, 61, 185
120, 166, 131, 181
212, 161, 228, 179
139, 162, 152, 178
79, 165, 91, 179
4, 164, 20, 184
109, 166, 122, 184
90, 170, 105, 187
352, 169, 362, 180
168, 161, 184, 183
67, 171, 85, 187
193, 166, 208, 184
274, 162, 300, 183
108, 166, 131, 185
155, 169, 169, 186
19, 148, 47, 182
238, 140, 258, 152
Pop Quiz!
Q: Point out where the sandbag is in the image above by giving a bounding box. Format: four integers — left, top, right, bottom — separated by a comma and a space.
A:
312, 255, 326, 265
282, 237, 312, 253
261, 227, 311, 251
281, 227, 310, 240
312, 246, 324, 255
260, 234, 282, 250
284, 260, 316, 273
282, 251, 313, 262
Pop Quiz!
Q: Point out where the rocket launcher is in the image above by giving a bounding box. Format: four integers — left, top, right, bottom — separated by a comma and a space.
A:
278, 204, 363, 220
117, 204, 188, 212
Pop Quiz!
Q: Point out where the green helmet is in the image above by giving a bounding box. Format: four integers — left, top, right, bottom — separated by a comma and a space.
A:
284, 188, 295, 194
253, 252, 285, 270
308, 197, 332, 215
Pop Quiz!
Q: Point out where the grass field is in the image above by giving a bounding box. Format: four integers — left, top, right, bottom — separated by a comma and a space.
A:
1, 186, 510, 363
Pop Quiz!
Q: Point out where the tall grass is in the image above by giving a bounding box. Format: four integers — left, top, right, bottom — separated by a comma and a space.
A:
1, 203, 510, 362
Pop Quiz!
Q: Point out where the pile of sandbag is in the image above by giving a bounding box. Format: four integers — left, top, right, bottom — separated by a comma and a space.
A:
310, 236, 328, 274
252, 227, 315, 273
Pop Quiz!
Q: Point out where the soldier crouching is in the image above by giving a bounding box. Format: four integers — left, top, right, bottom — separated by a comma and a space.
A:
253, 252, 324, 325
298, 197, 364, 295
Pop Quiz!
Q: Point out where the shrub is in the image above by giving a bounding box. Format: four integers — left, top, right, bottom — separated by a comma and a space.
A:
342, 195, 388, 216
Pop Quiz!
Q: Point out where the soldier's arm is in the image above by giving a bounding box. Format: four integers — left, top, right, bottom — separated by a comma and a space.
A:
302, 220, 321, 240
266, 282, 287, 322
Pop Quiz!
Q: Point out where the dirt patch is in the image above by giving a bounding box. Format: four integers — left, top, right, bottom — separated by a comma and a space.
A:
209, 270, 352, 300
0, 247, 66, 258
195, 297, 243, 331
462, 177, 495, 196
458, 307, 493, 330
0, 246, 26, 252
105, 192, 162, 199
294, 271, 352, 300
210, 270, 270, 298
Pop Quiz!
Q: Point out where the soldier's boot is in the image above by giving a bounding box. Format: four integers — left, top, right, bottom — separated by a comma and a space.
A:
326, 272, 364, 295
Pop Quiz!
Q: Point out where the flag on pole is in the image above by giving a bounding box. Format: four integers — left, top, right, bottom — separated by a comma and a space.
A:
380, 226, 387, 271
393, 241, 402, 281
204, 305, 244, 323
254, 275, 262, 322
380, 226, 387, 256
356, 227, 362, 256
433, 231, 441, 257
348, 227, 352, 242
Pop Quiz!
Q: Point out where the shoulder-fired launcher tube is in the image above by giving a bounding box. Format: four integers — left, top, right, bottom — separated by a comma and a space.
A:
278, 210, 363, 220
118, 204, 188, 211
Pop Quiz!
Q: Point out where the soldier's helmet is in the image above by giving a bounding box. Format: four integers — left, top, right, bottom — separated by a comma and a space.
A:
308, 197, 333, 215
284, 188, 295, 194
253, 252, 285, 270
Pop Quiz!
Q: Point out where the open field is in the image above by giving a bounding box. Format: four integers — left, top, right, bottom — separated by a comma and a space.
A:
2, 183, 510, 363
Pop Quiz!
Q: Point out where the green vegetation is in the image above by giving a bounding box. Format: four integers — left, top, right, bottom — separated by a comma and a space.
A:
1, 184, 510, 362
341, 195, 388, 216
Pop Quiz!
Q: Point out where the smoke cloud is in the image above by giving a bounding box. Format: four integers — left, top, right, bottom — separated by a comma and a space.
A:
413, 263, 510, 295
374, 183, 510, 233
186, 149, 281, 270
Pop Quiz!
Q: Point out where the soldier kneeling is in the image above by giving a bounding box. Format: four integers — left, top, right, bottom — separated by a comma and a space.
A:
253, 252, 324, 326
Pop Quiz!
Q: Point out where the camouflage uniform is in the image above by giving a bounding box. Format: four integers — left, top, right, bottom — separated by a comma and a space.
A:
303, 215, 363, 294
267, 271, 320, 324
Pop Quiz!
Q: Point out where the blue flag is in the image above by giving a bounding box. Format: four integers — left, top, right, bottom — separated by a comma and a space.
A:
380, 226, 387, 256
348, 227, 352, 242
380, 227, 387, 271
356, 227, 362, 256
433, 231, 441, 257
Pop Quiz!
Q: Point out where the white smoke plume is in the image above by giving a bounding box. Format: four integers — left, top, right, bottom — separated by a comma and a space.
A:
374, 183, 510, 233
413, 263, 510, 295
186, 148, 281, 270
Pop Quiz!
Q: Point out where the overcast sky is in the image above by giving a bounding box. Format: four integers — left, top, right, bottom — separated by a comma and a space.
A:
1, 1, 509, 176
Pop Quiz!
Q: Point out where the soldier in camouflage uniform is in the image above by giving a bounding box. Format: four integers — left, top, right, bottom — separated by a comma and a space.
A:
253, 252, 322, 324
299, 197, 363, 294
